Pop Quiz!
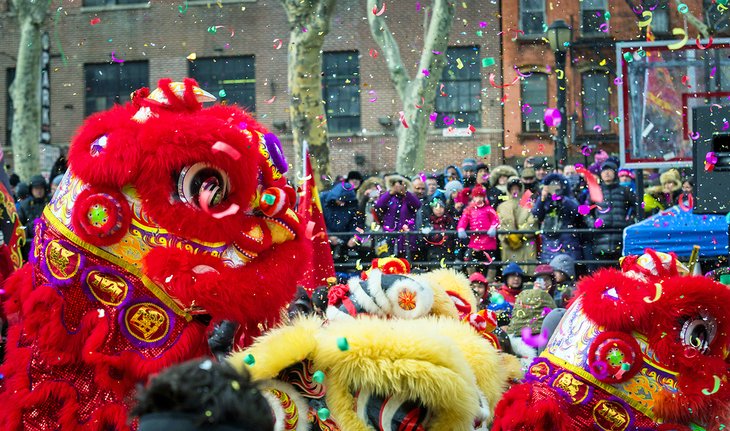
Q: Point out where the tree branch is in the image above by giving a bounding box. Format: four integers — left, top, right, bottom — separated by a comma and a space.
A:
672, 0, 710, 38
366, 0, 410, 99
414, 0, 455, 93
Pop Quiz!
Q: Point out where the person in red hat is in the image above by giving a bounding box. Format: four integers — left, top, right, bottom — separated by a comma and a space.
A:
468, 272, 489, 310
532, 263, 556, 297
457, 184, 500, 279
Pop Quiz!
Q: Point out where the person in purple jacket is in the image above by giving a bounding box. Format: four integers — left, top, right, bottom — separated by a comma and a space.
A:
374, 174, 422, 257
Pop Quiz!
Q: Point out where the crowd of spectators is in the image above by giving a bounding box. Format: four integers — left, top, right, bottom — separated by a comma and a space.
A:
319, 150, 695, 281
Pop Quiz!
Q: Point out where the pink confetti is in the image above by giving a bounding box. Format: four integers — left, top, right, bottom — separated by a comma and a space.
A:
723, 121, 729, 131
90, 17, 101, 25
399, 111, 409, 128
690, 131, 700, 140
521, 327, 549, 348
479, 21, 488, 28
578, 205, 592, 215
707, 152, 718, 164
416, 1, 421, 11
368, 90, 377, 102
581, 146, 592, 157
711, 67, 717, 78
432, 50, 442, 55
598, 205, 612, 214
429, 112, 438, 122
369, 48, 378, 58
212, 203, 240, 219
594, 218, 604, 228
212, 141, 241, 160
521, 104, 533, 114
264, 96, 276, 104
547, 243, 563, 252
273, 39, 283, 49
422, 69, 430, 77
443, 116, 455, 125
372, 3, 386, 16
111, 51, 124, 63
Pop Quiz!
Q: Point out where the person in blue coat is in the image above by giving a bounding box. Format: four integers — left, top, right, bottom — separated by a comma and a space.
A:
320, 181, 364, 262
531, 173, 584, 262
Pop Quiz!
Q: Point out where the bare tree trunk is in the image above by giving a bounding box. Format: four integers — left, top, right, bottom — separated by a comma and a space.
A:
281, 0, 336, 188
10, 0, 48, 181
368, 0, 455, 177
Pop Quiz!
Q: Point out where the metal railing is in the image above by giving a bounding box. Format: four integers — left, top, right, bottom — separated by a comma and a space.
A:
326, 227, 624, 271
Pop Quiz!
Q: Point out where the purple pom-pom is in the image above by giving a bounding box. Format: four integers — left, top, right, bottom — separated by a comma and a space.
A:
263, 133, 288, 174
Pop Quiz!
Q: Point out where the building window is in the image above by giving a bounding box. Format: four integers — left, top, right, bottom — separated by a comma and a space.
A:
6, 68, 14, 147
520, 0, 546, 36
189, 56, 255, 112
322, 51, 360, 134
648, 1, 670, 34
521, 73, 548, 133
582, 71, 611, 133
83, 0, 147, 6
704, 0, 730, 33
435, 46, 481, 129
581, 0, 608, 36
84, 61, 148, 116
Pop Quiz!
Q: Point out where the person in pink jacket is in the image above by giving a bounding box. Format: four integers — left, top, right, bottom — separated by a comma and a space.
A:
457, 184, 500, 279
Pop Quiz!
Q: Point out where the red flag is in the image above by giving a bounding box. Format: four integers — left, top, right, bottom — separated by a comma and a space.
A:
296, 149, 335, 291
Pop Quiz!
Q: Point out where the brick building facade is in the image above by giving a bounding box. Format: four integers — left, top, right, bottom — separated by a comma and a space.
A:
501, 0, 708, 166
0, 0, 503, 179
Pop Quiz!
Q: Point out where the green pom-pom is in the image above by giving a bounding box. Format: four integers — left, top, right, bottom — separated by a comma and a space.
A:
620, 362, 630, 371
243, 354, 255, 366
336, 337, 349, 351
313, 370, 325, 383
262, 193, 276, 205
317, 407, 330, 421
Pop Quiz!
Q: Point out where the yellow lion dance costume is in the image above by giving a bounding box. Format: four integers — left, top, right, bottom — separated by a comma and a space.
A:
230, 268, 520, 431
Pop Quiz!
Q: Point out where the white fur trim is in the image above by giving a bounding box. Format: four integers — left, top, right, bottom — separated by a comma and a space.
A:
261, 380, 311, 431
508, 335, 538, 370
364, 270, 396, 315
326, 305, 354, 321
349, 273, 385, 315
475, 390, 491, 430
384, 277, 434, 319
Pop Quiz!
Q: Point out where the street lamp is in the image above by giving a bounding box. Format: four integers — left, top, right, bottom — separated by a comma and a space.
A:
547, 19, 572, 170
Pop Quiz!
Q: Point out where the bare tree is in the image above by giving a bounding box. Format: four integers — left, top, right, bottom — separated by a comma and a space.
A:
9, 0, 49, 181
280, 0, 337, 187
367, 0, 456, 176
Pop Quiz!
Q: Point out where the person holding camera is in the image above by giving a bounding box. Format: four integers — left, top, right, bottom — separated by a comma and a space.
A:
531, 173, 584, 262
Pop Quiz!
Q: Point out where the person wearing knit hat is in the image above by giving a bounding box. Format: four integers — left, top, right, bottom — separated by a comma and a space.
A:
462, 158, 478, 187
589, 157, 637, 267
487, 165, 519, 210
618, 168, 636, 193
549, 254, 576, 307
443, 180, 464, 203
457, 184, 500, 280
506, 288, 556, 368
642, 168, 682, 216
346, 171, 363, 190
475, 163, 490, 188
532, 264, 556, 297
495, 262, 525, 305
520, 167, 538, 194
468, 272, 489, 309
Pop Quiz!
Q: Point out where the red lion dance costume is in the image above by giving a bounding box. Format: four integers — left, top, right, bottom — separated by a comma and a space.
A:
0, 79, 310, 430
492, 250, 730, 431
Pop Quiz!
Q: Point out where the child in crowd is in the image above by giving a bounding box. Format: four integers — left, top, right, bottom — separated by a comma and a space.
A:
457, 184, 500, 278
549, 254, 576, 307
131, 358, 274, 431
426, 197, 456, 261
495, 262, 525, 305
506, 288, 556, 368
533, 264, 556, 297
469, 272, 489, 310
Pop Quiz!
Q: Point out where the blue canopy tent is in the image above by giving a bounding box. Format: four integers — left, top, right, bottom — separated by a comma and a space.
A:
623, 206, 729, 258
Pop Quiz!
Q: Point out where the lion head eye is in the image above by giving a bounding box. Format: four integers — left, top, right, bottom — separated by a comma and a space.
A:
177, 163, 230, 210
681, 314, 717, 354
